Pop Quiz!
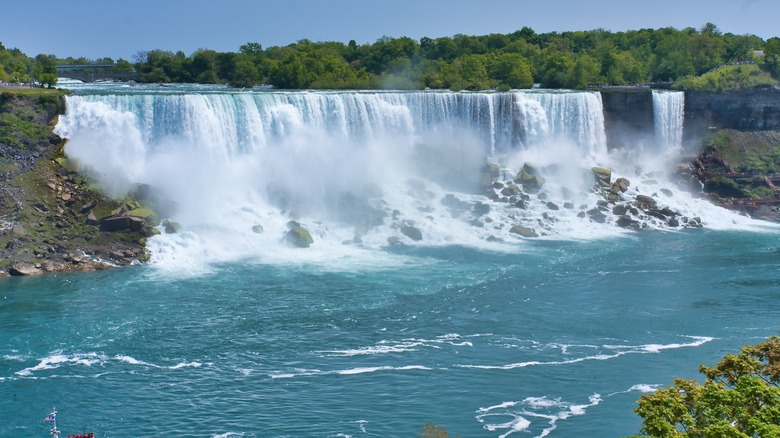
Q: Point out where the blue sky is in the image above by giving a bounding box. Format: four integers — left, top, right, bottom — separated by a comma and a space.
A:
2, 0, 778, 60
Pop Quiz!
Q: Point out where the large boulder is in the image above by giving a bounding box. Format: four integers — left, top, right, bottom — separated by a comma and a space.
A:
9, 264, 42, 276
400, 225, 423, 241
616, 215, 639, 228
480, 162, 501, 189
285, 226, 314, 248
509, 224, 538, 238
591, 167, 612, 188
613, 177, 630, 193
100, 216, 132, 232
635, 194, 657, 207
515, 163, 546, 191
587, 208, 607, 223
501, 183, 521, 197
163, 220, 182, 234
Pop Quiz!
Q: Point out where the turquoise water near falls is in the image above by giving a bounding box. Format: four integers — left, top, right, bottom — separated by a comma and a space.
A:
3, 231, 780, 437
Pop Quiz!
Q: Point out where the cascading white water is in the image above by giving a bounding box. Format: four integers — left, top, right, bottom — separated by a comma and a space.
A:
54, 88, 767, 271
652, 90, 685, 154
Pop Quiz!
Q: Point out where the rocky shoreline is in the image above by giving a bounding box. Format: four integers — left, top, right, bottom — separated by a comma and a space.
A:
685, 129, 780, 221
0, 92, 152, 277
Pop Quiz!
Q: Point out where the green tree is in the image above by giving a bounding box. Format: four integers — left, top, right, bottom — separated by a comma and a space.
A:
541, 51, 574, 88
229, 55, 259, 88
487, 53, 533, 88
634, 337, 780, 437
33, 54, 58, 87
113, 58, 134, 72
763, 37, 780, 79
567, 54, 601, 88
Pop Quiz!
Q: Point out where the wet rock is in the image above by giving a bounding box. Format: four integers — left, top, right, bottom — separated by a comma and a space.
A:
251, 224, 264, 234
613, 177, 630, 193
441, 194, 470, 213
164, 220, 183, 234
9, 264, 42, 276
501, 183, 521, 197
285, 226, 314, 248
400, 225, 423, 241
509, 224, 538, 238
515, 163, 546, 191
668, 217, 680, 227
635, 195, 657, 207
473, 202, 490, 217
591, 167, 612, 188
616, 215, 638, 228
546, 202, 559, 211
612, 204, 629, 215
387, 236, 402, 246
587, 208, 607, 223
687, 217, 703, 228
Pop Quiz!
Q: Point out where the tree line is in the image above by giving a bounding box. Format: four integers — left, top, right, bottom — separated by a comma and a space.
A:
3, 23, 780, 90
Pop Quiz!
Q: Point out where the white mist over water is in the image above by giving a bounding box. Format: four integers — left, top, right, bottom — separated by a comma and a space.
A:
54, 89, 771, 271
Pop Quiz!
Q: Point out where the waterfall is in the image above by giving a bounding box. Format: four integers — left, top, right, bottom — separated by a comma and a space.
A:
652, 90, 685, 154
55, 87, 749, 269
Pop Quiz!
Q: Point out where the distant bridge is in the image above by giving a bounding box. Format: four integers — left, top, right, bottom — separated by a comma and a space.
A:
56, 64, 141, 83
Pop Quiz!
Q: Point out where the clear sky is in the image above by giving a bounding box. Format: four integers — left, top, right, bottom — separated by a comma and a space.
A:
2, 0, 778, 60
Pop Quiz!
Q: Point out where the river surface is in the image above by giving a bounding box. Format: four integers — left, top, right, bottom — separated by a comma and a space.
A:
2, 83, 779, 437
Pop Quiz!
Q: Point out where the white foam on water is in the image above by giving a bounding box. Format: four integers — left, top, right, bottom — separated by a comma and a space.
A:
476, 393, 602, 438
319, 333, 473, 357
626, 384, 661, 394
268, 365, 432, 379
169, 361, 202, 370
335, 365, 432, 375
15, 351, 104, 376
113, 355, 160, 368
458, 336, 714, 370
